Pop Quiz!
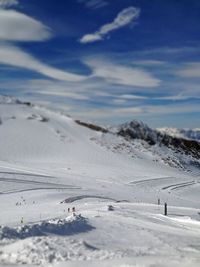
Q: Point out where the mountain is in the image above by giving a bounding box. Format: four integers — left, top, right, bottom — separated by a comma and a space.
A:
112, 121, 200, 156
157, 127, 200, 142
0, 95, 32, 105
76, 119, 200, 172
0, 96, 199, 267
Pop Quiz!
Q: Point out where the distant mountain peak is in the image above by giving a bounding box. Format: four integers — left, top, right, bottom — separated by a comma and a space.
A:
157, 127, 200, 142
0, 95, 32, 106
0, 95, 18, 104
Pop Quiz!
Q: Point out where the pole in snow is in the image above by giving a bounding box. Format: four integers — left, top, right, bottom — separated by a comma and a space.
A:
164, 203, 167, 216
158, 198, 160, 205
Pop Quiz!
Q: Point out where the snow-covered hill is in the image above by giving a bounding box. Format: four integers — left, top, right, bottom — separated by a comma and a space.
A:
0, 97, 199, 267
79, 119, 200, 171
158, 127, 200, 142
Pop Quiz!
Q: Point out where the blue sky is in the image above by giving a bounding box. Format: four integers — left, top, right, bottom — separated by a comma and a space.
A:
0, 0, 200, 128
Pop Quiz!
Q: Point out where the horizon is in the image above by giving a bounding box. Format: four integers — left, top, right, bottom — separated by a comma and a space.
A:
0, 0, 200, 128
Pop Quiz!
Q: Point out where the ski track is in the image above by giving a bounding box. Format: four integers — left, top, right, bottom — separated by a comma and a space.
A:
0, 173, 81, 194
130, 176, 175, 185
0, 187, 81, 195
0, 171, 54, 179
162, 181, 197, 191
61, 195, 118, 203
129, 176, 200, 195
0, 177, 67, 186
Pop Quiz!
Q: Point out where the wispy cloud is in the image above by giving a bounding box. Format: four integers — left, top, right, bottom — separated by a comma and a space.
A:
132, 60, 166, 66
155, 94, 198, 101
119, 94, 148, 100
0, 4, 86, 81
0, 8, 51, 42
80, 6, 140, 43
0, 0, 18, 8
0, 44, 86, 81
85, 58, 161, 87
70, 102, 200, 123
78, 0, 108, 9
176, 62, 200, 78
37, 90, 89, 100
144, 103, 200, 115
1, 78, 103, 100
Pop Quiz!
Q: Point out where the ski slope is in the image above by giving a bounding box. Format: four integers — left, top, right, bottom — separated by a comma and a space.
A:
0, 101, 199, 266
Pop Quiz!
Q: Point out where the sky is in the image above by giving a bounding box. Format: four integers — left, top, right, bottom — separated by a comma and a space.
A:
0, 0, 200, 128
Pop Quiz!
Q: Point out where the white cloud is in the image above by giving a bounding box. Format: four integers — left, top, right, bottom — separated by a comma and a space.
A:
112, 99, 127, 105
67, 106, 144, 122
0, 5, 87, 82
0, 0, 18, 8
176, 62, 200, 78
78, 0, 108, 9
85, 59, 160, 87
113, 107, 143, 114
70, 102, 200, 123
37, 90, 89, 100
155, 94, 196, 101
0, 44, 86, 81
80, 6, 140, 43
133, 60, 166, 66
144, 103, 200, 115
120, 94, 147, 100
80, 33, 102, 43
0, 8, 51, 41
21, 79, 90, 100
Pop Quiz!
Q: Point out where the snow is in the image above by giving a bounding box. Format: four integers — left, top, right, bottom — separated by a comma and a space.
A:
0, 214, 94, 240
0, 99, 199, 266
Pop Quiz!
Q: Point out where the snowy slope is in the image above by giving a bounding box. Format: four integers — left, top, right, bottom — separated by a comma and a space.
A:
0, 98, 199, 267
